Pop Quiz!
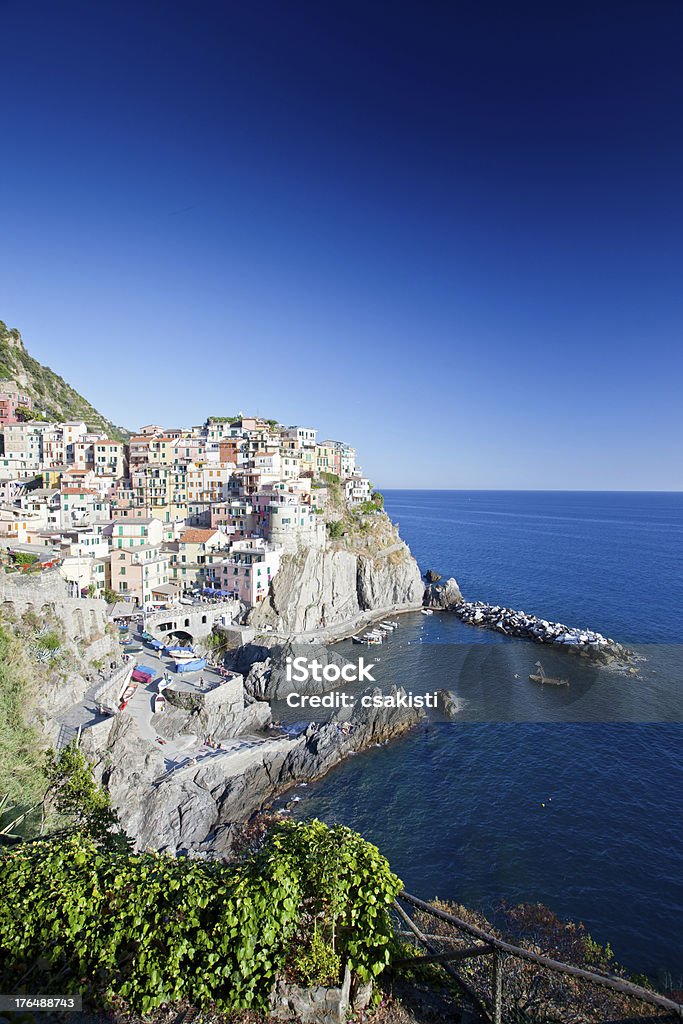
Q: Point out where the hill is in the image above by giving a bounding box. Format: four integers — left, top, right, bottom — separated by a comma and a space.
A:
0, 320, 130, 440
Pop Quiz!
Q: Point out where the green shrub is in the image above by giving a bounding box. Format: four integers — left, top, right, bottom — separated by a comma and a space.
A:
0, 819, 402, 1013
291, 929, 342, 987
327, 520, 345, 539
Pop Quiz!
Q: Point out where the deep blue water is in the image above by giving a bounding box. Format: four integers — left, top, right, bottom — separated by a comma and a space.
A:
292, 491, 683, 983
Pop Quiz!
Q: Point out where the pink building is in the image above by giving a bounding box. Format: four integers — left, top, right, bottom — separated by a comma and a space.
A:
0, 388, 32, 426
210, 499, 267, 539
207, 539, 282, 605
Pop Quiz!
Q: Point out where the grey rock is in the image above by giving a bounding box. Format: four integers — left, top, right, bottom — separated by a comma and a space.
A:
423, 577, 464, 610
91, 685, 424, 855
435, 688, 462, 719
248, 534, 423, 635
270, 964, 352, 1023
230, 640, 353, 700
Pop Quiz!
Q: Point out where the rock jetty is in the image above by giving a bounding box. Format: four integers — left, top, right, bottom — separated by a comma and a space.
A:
454, 600, 634, 664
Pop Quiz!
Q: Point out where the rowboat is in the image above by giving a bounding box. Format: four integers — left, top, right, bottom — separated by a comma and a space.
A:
529, 662, 570, 688
169, 648, 196, 661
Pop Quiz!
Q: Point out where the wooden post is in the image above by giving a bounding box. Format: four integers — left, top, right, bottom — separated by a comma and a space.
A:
492, 949, 503, 1024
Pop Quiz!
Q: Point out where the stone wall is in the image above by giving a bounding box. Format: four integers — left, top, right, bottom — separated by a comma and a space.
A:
0, 572, 111, 645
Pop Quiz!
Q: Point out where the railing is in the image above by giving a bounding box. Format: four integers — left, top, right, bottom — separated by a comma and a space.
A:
393, 892, 683, 1023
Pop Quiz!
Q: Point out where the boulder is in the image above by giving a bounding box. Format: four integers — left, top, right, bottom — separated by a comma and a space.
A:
423, 577, 463, 610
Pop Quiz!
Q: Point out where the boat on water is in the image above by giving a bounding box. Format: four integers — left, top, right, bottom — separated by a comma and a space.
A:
528, 661, 570, 688
363, 634, 383, 645
421, 609, 434, 616
378, 621, 397, 631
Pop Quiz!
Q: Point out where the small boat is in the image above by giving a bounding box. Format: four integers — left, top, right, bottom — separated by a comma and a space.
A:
529, 662, 570, 688
363, 634, 382, 645
119, 682, 138, 708
379, 621, 396, 631
153, 693, 167, 713
421, 609, 434, 616
169, 648, 196, 661
352, 635, 367, 644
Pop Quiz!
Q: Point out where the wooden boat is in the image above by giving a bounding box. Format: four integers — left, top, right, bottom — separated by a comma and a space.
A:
168, 648, 195, 661
529, 662, 570, 688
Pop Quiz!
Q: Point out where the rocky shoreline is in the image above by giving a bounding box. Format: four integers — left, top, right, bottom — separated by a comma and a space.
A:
422, 575, 635, 665
81, 682, 423, 856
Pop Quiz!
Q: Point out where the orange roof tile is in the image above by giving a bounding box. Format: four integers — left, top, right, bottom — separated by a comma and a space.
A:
179, 528, 219, 544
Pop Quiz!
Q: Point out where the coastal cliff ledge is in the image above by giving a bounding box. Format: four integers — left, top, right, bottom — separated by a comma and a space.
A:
248, 512, 424, 637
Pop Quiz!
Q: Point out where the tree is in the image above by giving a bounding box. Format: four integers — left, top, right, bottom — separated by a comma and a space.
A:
41, 744, 129, 850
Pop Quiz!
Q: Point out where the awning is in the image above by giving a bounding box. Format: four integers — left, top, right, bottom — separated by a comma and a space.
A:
107, 600, 137, 620
151, 583, 178, 596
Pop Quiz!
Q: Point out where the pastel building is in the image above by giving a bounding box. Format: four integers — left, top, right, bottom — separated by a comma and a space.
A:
109, 545, 171, 606
109, 516, 164, 549
166, 527, 228, 592
345, 474, 372, 505
0, 385, 32, 425
60, 487, 112, 527
208, 539, 282, 605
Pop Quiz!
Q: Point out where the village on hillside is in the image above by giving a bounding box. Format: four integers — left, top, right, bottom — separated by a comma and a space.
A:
0, 383, 376, 610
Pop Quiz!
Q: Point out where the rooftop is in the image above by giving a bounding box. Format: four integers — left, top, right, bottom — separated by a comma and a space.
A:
179, 528, 220, 544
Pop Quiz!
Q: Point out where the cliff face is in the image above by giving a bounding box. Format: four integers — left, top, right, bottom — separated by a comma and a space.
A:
248, 518, 424, 635
81, 686, 424, 855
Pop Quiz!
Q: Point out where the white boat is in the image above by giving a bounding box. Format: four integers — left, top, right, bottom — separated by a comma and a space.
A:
153, 693, 167, 713
379, 621, 397, 630
421, 609, 434, 616
168, 648, 195, 661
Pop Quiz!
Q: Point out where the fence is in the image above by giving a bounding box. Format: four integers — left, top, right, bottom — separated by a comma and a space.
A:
393, 892, 683, 1023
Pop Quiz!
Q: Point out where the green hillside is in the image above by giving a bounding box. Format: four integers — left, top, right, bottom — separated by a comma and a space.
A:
0, 321, 130, 441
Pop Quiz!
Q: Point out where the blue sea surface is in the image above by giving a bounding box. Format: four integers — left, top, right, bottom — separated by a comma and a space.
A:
292, 491, 683, 982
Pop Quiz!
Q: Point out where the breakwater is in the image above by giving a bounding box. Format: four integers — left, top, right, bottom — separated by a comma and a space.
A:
454, 600, 635, 664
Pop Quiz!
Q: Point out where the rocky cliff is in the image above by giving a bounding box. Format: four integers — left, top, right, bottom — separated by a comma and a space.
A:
81, 686, 424, 855
248, 514, 424, 636
0, 320, 129, 439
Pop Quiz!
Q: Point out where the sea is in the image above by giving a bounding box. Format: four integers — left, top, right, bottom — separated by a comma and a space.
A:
290, 490, 683, 984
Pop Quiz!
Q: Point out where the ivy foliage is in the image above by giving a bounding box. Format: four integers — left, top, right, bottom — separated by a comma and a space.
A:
0, 819, 401, 1014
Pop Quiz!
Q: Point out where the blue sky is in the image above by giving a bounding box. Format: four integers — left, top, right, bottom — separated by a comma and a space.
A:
1, 0, 682, 489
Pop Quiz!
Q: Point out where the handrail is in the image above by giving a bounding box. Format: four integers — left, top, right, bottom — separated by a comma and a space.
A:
398, 892, 683, 1018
